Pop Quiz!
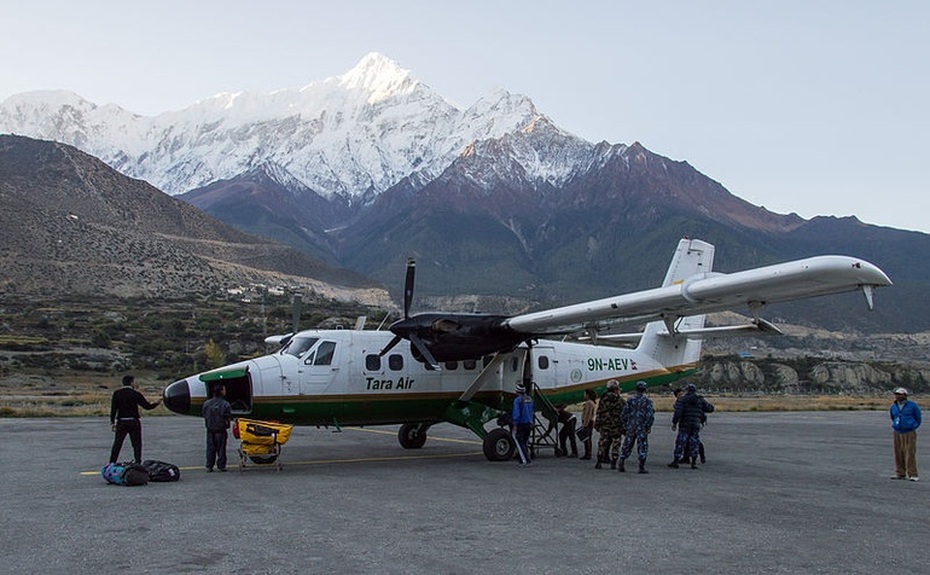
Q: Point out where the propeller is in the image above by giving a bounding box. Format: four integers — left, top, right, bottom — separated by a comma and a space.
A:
379, 258, 441, 367
377, 257, 522, 368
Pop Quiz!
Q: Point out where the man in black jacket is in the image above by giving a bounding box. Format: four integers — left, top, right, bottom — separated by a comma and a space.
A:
202, 384, 233, 472
109, 375, 161, 463
669, 384, 714, 469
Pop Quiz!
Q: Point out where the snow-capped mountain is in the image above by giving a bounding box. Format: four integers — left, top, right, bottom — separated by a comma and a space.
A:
6, 51, 929, 337
0, 52, 591, 202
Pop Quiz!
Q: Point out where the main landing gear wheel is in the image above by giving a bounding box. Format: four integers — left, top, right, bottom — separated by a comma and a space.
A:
398, 423, 428, 449
483, 428, 515, 462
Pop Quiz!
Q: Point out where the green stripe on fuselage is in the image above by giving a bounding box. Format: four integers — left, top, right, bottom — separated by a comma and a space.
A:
183, 363, 698, 429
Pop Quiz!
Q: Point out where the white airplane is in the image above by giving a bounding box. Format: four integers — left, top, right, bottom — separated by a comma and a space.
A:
162, 238, 891, 461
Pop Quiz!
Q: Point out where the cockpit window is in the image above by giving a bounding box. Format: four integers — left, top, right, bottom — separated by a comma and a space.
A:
313, 341, 336, 366
281, 336, 319, 358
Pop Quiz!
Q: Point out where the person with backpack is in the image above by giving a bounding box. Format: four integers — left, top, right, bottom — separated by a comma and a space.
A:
669, 383, 714, 469
203, 384, 233, 472
594, 380, 625, 469
109, 374, 161, 464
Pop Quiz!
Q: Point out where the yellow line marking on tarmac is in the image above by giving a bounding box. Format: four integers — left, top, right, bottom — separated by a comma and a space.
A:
282, 451, 484, 467
81, 451, 484, 475
80, 427, 484, 475
345, 426, 483, 445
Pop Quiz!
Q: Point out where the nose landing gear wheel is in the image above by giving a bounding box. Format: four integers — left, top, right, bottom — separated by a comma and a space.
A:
398, 423, 428, 449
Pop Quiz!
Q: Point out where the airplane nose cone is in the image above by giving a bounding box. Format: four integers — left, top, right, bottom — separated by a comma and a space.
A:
163, 378, 191, 415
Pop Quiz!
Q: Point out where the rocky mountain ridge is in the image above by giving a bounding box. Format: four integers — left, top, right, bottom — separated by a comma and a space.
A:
0, 135, 390, 305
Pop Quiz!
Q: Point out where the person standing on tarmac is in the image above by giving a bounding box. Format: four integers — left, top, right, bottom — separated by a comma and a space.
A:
512, 382, 535, 467
670, 383, 714, 469
109, 374, 161, 463
202, 383, 233, 472
672, 387, 706, 464
890, 387, 921, 481
594, 380, 625, 469
579, 389, 598, 460
617, 381, 655, 474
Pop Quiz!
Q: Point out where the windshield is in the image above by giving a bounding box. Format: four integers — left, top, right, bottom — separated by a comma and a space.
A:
281, 336, 319, 358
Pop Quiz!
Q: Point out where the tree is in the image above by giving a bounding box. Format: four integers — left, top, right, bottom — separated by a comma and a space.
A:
205, 338, 225, 369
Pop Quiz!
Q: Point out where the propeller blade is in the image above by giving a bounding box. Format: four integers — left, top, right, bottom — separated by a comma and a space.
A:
379, 334, 403, 357
403, 258, 415, 319
410, 333, 440, 370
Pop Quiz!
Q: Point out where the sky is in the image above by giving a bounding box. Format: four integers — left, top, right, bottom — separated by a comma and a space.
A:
2, 0, 928, 233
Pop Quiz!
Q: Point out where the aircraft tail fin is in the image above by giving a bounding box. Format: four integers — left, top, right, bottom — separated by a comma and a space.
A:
637, 238, 714, 366
660, 238, 715, 287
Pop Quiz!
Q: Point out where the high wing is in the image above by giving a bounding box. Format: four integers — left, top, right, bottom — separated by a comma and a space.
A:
382, 238, 892, 367
505, 242, 891, 336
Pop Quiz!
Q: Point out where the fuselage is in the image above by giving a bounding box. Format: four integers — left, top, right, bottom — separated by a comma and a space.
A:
162, 328, 698, 429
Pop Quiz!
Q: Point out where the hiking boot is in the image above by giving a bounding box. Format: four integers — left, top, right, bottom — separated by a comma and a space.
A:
638, 461, 648, 474
618, 459, 625, 472
667, 461, 679, 469
690, 458, 698, 470
595, 460, 603, 469
610, 458, 617, 470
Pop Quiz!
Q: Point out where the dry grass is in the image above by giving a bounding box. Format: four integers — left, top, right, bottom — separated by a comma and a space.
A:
0, 371, 171, 418
651, 395, 891, 412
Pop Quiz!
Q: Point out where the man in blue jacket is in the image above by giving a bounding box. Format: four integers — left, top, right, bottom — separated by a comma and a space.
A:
890, 387, 922, 481
512, 383, 535, 467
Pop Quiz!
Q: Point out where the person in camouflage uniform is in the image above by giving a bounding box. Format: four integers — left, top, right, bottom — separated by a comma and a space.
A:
594, 380, 625, 469
617, 381, 655, 473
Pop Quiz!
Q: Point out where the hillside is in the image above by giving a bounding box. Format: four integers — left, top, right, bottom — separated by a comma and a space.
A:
0, 135, 390, 304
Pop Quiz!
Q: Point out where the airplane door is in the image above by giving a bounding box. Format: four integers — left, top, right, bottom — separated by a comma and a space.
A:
532, 344, 559, 388
298, 340, 340, 394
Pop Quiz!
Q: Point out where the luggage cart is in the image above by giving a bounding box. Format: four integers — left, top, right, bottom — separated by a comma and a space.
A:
233, 418, 294, 472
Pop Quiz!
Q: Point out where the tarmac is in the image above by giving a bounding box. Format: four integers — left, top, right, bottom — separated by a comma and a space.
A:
0, 410, 927, 574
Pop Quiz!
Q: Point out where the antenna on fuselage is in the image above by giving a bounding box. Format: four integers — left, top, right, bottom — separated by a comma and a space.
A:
292, 293, 302, 334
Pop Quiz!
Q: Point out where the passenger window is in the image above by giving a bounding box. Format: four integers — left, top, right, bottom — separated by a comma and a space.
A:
510, 356, 520, 372
483, 355, 493, 368
389, 354, 403, 371
313, 341, 336, 366
366, 354, 381, 371
445, 361, 458, 370
463, 359, 477, 370
538, 356, 549, 370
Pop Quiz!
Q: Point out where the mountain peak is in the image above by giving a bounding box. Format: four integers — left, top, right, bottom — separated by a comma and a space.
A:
338, 52, 417, 103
